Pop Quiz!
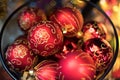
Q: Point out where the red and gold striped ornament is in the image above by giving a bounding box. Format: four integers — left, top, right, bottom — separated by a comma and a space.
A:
58, 50, 96, 80
34, 60, 59, 80
18, 7, 46, 31
5, 37, 37, 72
50, 7, 83, 37
28, 21, 64, 56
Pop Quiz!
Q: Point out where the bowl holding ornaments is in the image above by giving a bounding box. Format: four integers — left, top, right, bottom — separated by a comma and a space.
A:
0, 0, 119, 80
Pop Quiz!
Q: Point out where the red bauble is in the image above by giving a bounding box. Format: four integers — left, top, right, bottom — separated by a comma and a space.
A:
5, 37, 37, 72
50, 7, 83, 37
34, 60, 59, 80
28, 21, 63, 56
58, 50, 96, 80
82, 21, 106, 41
18, 7, 46, 31
82, 38, 113, 71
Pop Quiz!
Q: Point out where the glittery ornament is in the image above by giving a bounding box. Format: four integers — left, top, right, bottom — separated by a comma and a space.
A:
82, 38, 113, 71
34, 60, 59, 80
18, 7, 46, 31
50, 7, 83, 37
58, 50, 96, 80
82, 21, 107, 41
6, 39, 37, 72
28, 21, 63, 56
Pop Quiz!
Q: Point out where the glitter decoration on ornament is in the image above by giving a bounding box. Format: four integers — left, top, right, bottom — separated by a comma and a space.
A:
34, 28, 50, 45
13, 44, 27, 58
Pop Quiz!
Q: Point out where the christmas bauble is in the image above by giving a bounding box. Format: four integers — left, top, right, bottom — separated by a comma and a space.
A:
5, 38, 37, 72
58, 50, 96, 80
28, 21, 63, 56
50, 7, 83, 37
34, 60, 59, 80
82, 21, 106, 41
82, 38, 113, 71
18, 7, 46, 31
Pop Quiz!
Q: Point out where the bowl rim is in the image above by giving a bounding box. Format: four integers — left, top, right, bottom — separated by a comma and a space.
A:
0, 1, 33, 80
86, 1, 119, 80
0, 0, 119, 80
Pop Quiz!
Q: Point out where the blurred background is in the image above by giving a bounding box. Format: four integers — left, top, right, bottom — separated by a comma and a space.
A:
0, 0, 120, 80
